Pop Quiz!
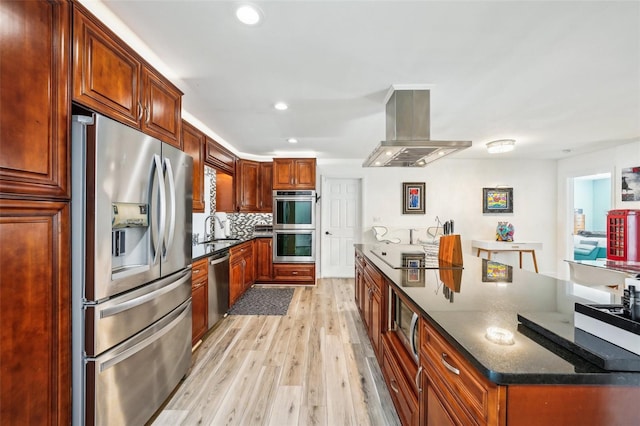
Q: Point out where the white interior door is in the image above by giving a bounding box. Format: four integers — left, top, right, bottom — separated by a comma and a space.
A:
320, 177, 361, 277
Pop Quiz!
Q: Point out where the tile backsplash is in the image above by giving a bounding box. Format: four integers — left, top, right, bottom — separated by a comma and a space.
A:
192, 166, 272, 241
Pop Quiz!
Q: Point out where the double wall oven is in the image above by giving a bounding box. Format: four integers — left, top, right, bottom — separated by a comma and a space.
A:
273, 190, 316, 262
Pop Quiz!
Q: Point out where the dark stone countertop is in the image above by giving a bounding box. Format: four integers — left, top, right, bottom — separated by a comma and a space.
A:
192, 236, 256, 261
356, 243, 640, 386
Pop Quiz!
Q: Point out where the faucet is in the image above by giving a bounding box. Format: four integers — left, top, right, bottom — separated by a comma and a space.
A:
203, 215, 215, 242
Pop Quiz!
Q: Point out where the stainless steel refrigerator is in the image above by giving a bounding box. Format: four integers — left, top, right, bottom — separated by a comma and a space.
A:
71, 113, 193, 425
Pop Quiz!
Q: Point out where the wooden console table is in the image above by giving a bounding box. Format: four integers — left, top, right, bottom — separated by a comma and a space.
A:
472, 240, 543, 273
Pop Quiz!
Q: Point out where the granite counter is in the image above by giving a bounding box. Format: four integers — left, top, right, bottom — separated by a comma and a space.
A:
356, 243, 640, 386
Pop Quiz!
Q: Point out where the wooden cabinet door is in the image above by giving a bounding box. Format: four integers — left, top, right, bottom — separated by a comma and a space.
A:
191, 258, 208, 345
141, 67, 182, 147
236, 160, 259, 212
371, 288, 382, 358
293, 158, 316, 189
425, 383, 456, 426
216, 171, 235, 213
0, 199, 70, 425
255, 238, 273, 282
272, 158, 316, 189
363, 279, 373, 331
229, 257, 244, 306
272, 159, 294, 189
182, 121, 205, 212
259, 162, 273, 212
1, 0, 70, 199
191, 278, 208, 345
73, 6, 141, 128
242, 243, 255, 289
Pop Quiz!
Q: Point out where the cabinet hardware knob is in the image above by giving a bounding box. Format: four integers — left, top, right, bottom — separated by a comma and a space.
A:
441, 353, 460, 375
193, 269, 200, 274
325, 231, 331, 235
292, 271, 298, 275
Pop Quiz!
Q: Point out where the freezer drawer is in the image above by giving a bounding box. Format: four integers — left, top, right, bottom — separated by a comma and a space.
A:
85, 268, 191, 357
85, 299, 192, 426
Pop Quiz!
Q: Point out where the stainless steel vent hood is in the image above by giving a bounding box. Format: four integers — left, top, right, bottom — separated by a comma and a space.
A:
363, 88, 472, 167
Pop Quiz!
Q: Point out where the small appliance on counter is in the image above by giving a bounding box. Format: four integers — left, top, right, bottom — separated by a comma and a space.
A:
253, 224, 273, 237
214, 212, 232, 239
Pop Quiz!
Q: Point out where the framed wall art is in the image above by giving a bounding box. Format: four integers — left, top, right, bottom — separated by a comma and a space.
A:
621, 166, 640, 203
403, 182, 425, 214
482, 187, 513, 214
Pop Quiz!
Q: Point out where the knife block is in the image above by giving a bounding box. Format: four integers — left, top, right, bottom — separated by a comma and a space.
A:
438, 234, 463, 266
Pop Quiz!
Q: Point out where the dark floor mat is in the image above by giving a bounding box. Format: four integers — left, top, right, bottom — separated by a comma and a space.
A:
227, 287, 294, 316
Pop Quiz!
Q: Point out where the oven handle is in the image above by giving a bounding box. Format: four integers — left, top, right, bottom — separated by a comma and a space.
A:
274, 196, 315, 202
409, 312, 419, 360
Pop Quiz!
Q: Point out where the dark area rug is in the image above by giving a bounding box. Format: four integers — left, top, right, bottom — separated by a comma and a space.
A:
228, 287, 294, 316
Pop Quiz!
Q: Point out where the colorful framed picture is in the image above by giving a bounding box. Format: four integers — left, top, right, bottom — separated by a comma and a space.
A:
482, 187, 513, 214
403, 182, 425, 214
621, 166, 640, 203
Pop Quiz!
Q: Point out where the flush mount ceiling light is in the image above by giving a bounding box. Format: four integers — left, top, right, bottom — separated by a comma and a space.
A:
274, 102, 288, 111
486, 139, 515, 154
236, 4, 262, 25
287, 138, 298, 144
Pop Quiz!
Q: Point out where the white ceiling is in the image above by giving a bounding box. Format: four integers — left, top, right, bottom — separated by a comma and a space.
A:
88, 0, 639, 162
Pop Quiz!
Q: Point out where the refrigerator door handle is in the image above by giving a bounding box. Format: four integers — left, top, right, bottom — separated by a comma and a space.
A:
150, 154, 166, 264
162, 157, 176, 259
99, 269, 191, 319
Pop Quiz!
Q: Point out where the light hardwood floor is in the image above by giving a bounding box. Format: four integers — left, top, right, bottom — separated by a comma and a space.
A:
151, 278, 401, 426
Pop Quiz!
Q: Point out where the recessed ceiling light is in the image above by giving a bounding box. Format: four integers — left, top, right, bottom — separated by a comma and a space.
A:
287, 138, 298, 144
236, 4, 262, 25
274, 102, 288, 111
487, 139, 515, 154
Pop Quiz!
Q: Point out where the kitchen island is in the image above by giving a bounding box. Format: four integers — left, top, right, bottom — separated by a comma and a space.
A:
355, 243, 640, 425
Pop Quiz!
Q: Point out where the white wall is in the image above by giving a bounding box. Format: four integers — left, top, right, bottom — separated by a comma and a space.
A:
556, 141, 640, 278
318, 157, 557, 275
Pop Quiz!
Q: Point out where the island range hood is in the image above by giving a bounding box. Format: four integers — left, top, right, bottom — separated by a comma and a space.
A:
363, 88, 472, 167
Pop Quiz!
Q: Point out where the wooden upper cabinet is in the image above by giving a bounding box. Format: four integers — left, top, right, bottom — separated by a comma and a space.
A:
0, 0, 70, 199
72, 5, 182, 148
272, 158, 316, 190
205, 137, 236, 175
236, 159, 260, 212
236, 160, 273, 213
259, 162, 273, 212
0, 199, 71, 426
141, 68, 182, 148
182, 121, 205, 212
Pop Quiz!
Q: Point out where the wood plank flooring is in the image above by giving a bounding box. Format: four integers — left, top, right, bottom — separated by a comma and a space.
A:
151, 278, 400, 426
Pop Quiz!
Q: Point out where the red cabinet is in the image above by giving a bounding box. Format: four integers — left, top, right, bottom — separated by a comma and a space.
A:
606, 209, 640, 261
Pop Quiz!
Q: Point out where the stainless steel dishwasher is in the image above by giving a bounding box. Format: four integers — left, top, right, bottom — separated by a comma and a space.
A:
208, 250, 230, 328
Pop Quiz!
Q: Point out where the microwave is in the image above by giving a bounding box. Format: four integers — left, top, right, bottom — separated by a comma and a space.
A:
389, 286, 419, 362
273, 190, 316, 229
